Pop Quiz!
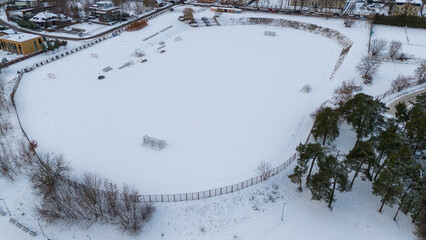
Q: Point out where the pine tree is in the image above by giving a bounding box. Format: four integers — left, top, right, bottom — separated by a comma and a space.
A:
42, 43, 47, 53
341, 93, 387, 147
304, 143, 325, 187
345, 140, 376, 186
311, 107, 340, 145
405, 93, 425, 155
372, 122, 403, 181
394, 102, 409, 128
392, 146, 422, 221
372, 154, 403, 213
309, 154, 349, 209
288, 143, 324, 191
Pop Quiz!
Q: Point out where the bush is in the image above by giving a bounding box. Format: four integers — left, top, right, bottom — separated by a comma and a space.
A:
17, 19, 39, 30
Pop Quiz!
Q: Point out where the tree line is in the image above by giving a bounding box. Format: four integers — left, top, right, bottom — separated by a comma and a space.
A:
289, 81, 425, 237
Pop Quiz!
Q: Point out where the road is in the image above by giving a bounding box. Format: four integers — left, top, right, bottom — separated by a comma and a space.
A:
387, 88, 426, 115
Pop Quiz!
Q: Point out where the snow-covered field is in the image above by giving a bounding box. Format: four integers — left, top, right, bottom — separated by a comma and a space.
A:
15, 12, 341, 194
1, 7, 424, 240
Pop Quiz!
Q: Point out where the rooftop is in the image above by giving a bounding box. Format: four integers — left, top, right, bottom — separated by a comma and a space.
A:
395, 0, 422, 5
30, 11, 70, 22
0, 33, 40, 42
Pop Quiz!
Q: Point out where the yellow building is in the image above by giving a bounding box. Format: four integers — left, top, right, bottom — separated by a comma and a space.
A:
0, 33, 43, 55
392, 0, 422, 16
290, 0, 347, 10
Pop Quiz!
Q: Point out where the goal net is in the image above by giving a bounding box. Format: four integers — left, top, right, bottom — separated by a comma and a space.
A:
264, 31, 276, 37
142, 135, 167, 150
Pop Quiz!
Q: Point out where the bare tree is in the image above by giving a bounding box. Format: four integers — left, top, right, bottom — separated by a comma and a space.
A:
17, 139, 36, 165
29, 154, 71, 198
356, 56, 381, 84
414, 61, 426, 84
183, 8, 195, 21
0, 115, 11, 136
0, 76, 8, 113
390, 75, 413, 92
143, 0, 157, 9
116, 185, 154, 233
76, 173, 105, 220
258, 161, 272, 181
134, 2, 145, 15
332, 79, 362, 107
370, 39, 387, 57
389, 40, 403, 60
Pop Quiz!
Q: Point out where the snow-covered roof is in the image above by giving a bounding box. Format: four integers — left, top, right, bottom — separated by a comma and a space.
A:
1, 29, 16, 35
395, 0, 422, 5
0, 33, 40, 42
30, 11, 70, 22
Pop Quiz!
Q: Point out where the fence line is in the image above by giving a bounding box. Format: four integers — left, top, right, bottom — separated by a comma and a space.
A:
140, 153, 297, 202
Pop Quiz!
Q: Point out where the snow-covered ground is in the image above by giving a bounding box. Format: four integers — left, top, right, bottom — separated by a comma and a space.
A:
15, 11, 341, 194
0, 7, 424, 240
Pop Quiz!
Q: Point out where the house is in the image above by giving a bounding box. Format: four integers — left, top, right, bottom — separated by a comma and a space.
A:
29, 11, 72, 28
290, 0, 347, 10
391, 0, 422, 16
13, 0, 39, 9
198, 0, 217, 3
0, 33, 43, 55
220, 0, 247, 6
89, 1, 121, 22
0, 29, 17, 37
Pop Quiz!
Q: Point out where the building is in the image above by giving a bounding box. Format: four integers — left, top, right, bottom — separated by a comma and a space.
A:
220, 0, 248, 6
198, 0, 217, 3
89, 1, 121, 22
391, 0, 422, 16
0, 29, 16, 37
13, 0, 39, 9
29, 11, 72, 28
290, 0, 347, 10
0, 33, 43, 55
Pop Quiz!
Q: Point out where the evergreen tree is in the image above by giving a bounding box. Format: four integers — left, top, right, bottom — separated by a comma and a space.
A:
372, 122, 403, 181
341, 93, 387, 146
304, 143, 325, 187
394, 102, 409, 128
311, 107, 340, 145
54, 39, 60, 49
288, 143, 324, 191
346, 140, 376, 186
309, 154, 349, 209
392, 146, 422, 220
372, 154, 403, 213
41, 43, 47, 53
405, 93, 425, 155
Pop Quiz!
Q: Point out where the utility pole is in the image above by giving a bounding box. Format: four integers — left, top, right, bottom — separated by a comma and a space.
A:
0, 198, 11, 216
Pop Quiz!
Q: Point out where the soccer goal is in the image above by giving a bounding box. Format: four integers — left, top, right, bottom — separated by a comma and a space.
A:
264, 31, 276, 37
142, 135, 167, 150
47, 73, 56, 79
91, 53, 98, 58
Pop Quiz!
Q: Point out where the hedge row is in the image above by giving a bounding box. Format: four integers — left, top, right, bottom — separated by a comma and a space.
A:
374, 14, 426, 29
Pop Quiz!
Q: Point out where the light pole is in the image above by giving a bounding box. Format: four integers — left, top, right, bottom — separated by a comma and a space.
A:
37, 219, 46, 237
281, 202, 287, 221
0, 198, 11, 216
